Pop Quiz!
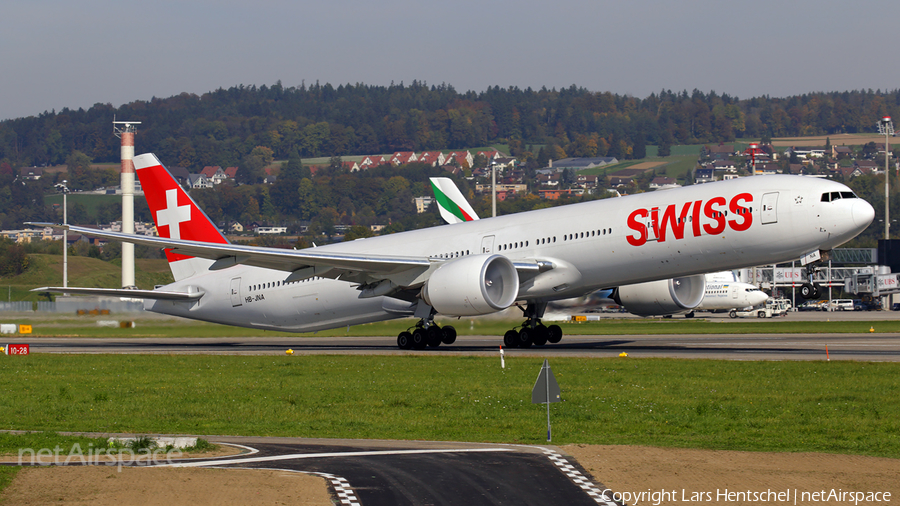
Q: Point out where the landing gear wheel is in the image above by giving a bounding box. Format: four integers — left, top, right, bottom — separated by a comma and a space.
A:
397, 332, 413, 350
411, 328, 427, 350
685, 311, 695, 318
800, 283, 821, 300
426, 326, 442, 347
532, 325, 549, 346
800, 283, 812, 299
441, 325, 457, 345
811, 283, 821, 299
503, 330, 519, 348
547, 325, 563, 344
517, 328, 534, 348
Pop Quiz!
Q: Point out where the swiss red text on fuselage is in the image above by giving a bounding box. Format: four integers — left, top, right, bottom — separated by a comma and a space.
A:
626, 193, 753, 247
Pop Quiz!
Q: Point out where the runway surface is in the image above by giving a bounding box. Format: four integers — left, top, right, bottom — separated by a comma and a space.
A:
6, 437, 617, 506
16, 332, 900, 361
198, 438, 615, 506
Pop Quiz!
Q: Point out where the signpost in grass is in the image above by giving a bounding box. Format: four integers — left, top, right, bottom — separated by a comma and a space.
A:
532, 359, 561, 442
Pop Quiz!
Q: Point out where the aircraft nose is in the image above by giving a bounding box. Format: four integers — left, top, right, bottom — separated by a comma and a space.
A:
852, 198, 875, 230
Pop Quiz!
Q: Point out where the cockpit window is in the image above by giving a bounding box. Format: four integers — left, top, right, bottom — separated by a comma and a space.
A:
821, 191, 859, 202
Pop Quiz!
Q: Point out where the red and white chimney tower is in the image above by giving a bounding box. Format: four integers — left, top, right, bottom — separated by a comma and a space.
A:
113, 118, 141, 288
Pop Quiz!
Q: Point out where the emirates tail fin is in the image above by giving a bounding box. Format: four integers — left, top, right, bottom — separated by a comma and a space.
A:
134, 153, 229, 281
430, 177, 480, 224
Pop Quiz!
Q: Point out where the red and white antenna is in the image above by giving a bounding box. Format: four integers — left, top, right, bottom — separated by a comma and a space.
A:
744, 142, 762, 175
113, 117, 141, 289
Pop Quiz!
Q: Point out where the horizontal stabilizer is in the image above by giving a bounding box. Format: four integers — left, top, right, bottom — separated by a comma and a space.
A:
32, 286, 204, 301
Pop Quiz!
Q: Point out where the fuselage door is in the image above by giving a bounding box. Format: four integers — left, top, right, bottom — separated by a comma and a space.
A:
481, 235, 495, 254
230, 277, 242, 307
761, 192, 778, 224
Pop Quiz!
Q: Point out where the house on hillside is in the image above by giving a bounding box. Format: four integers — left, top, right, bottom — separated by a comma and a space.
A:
168, 166, 191, 187
694, 167, 715, 183
362, 155, 390, 170
390, 152, 418, 165
200, 166, 226, 184
649, 176, 679, 190
413, 196, 434, 213
854, 160, 880, 174
574, 174, 598, 190
832, 146, 853, 159
785, 147, 825, 160
539, 189, 583, 200
187, 173, 213, 189
492, 156, 517, 170
711, 160, 737, 173
18, 167, 43, 180
417, 151, 445, 167
543, 157, 617, 172
445, 151, 474, 169
702, 145, 734, 160
538, 173, 560, 187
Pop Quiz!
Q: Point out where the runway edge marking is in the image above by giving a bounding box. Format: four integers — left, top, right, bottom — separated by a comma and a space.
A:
205, 466, 360, 506
542, 448, 618, 506
316, 472, 361, 506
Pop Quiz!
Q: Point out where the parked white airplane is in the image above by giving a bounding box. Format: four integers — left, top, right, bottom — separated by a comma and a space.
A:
427, 178, 768, 319
34, 154, 874, 349
694, 271, 769, 313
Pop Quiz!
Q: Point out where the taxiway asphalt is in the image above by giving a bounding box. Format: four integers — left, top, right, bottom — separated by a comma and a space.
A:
16, 332, 900, 361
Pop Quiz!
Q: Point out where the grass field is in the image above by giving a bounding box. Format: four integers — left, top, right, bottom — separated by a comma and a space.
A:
578, 151, 698, 181
0, 355, 897, 457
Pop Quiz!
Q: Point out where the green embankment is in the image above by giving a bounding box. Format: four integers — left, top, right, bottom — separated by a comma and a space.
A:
0, 355, 897, 457
1, 254, 173, 302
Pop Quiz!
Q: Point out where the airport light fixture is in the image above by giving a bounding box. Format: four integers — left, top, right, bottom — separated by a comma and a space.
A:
878, 116, 893, 240
490, 160, 497, 217
59, 180, 69, 290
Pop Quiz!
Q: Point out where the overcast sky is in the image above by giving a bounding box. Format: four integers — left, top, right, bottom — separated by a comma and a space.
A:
2, 0, 898, 121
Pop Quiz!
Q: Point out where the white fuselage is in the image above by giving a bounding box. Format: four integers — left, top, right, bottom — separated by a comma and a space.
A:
147, 175, 873, 332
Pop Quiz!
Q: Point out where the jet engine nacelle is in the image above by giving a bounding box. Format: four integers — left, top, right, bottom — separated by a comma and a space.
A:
422, 254, 519, 316
613, 275, 706, 316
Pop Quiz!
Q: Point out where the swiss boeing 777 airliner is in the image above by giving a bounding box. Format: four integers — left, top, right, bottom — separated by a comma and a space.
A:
35, 153, 874, 349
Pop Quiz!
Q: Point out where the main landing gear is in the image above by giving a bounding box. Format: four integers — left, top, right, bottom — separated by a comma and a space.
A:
396, 320, 456, 350
502, 302, 563, 348
395, 301, 565, 350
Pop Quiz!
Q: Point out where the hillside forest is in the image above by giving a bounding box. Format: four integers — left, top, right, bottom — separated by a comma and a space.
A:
0, 82, 899, 258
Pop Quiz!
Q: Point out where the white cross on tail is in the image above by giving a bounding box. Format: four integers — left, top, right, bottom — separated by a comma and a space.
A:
156, 189, 191, 240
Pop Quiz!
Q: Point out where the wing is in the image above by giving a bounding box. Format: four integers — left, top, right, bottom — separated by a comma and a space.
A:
31, 286, 203, 301
29, 222, 435, 287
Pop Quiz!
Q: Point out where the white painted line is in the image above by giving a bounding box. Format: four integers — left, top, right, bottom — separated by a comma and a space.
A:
157, 447, 515, 468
